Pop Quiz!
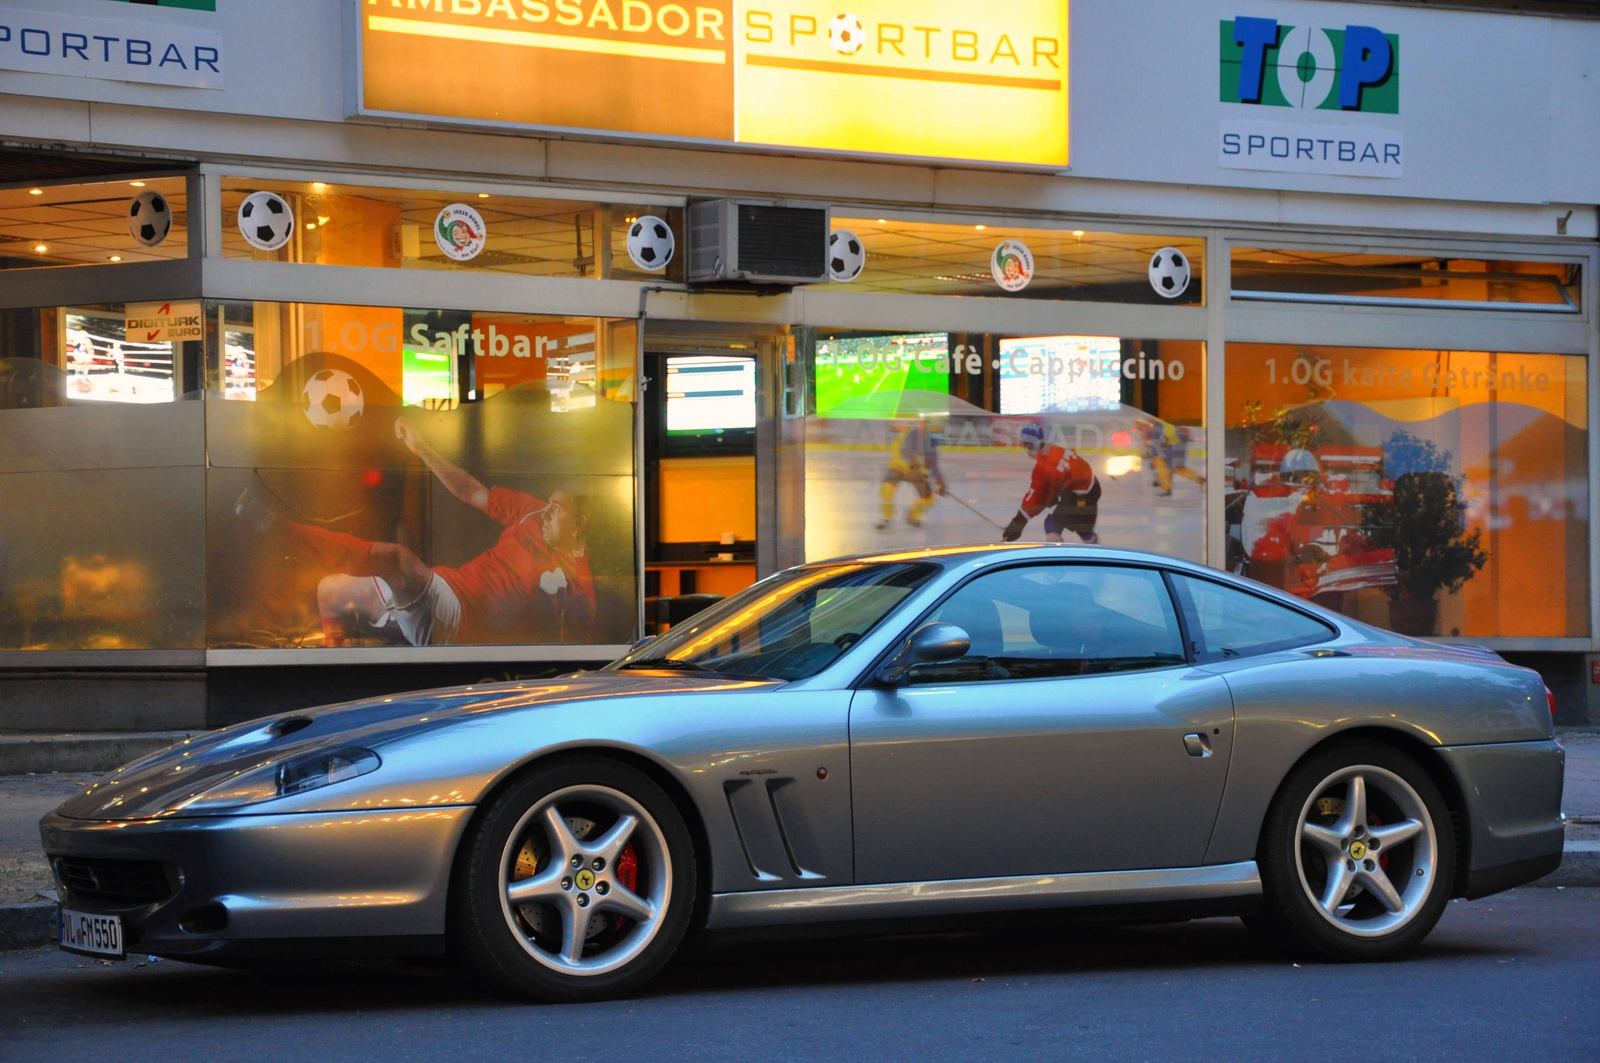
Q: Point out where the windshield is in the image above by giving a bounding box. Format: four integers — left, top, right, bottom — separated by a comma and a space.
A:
611, 562, 939, 681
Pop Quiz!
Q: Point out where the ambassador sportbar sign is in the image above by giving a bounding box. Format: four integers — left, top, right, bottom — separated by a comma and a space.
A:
356, 0, 1069, 167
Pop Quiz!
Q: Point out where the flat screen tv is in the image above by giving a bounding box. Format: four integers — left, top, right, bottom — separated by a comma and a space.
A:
663, 354, 756, 454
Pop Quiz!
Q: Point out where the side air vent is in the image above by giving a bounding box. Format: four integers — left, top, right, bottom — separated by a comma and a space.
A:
687, 200, 830, 285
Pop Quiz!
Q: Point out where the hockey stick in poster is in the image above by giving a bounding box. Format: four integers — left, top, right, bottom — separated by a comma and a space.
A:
942, 490, 1006, 531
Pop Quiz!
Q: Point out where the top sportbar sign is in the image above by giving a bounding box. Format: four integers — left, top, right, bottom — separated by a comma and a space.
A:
354, 0, 1069, 167
1218, 14, 1402, 179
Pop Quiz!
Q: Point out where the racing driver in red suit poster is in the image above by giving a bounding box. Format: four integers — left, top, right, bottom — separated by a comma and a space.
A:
1001, 422, 1102, 544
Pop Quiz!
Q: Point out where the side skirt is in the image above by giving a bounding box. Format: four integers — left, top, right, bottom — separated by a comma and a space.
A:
705, 861, 1261, 930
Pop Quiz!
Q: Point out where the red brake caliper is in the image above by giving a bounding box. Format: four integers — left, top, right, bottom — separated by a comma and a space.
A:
613, 843, 639, 929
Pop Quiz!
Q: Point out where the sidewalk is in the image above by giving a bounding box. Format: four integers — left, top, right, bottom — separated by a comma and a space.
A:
2, 738, 1598, 949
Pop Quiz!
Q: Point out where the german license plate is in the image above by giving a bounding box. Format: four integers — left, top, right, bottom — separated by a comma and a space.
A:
58, 907, 124, 959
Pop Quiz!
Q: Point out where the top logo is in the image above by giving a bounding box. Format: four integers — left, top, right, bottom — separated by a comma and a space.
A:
1220, 16, 1398, 113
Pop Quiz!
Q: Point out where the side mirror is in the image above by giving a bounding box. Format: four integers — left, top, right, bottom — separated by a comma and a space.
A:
875, 622, 971, 687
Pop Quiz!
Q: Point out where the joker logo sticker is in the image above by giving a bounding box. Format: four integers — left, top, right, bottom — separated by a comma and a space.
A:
990, 239, 1034, 293
435, 204, 486, 262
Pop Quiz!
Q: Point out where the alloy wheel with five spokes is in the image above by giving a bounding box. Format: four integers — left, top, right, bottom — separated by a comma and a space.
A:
1256, 740, 1455, 961
453, 757, 696, 1002
498, 784, 671, 976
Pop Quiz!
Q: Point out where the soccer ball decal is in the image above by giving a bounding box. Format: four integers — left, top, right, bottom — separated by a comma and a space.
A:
301, 368, 364, 430
829, 12, 864, 54
238, 191, 295, 252
127, 191, 171, 248
625, 215, 675, 271
828, 229, 865, 282
1148, 247, 1191, 299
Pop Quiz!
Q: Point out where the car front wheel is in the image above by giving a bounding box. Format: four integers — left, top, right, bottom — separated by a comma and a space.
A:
452, 756, 696, 1001
1256, 741, 1455, 961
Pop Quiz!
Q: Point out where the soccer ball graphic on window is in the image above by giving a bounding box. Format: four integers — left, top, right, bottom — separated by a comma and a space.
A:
829, 12, 865, 54
238, 191, 295, 252
127, 191, 172, 248
301, 368, 364, 430
1148, 247, 1191, 299
625, 215, 675, 271
828, 229, 865, 282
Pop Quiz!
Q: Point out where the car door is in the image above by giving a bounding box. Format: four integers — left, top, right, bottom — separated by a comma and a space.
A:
848, 562, 1235, 884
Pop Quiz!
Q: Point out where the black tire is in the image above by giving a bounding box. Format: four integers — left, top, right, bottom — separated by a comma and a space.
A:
1256, 740, 1455, 962
450, 756, 697, 1002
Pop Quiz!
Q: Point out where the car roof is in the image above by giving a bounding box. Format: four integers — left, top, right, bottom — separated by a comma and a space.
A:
814, 542, 1211, 574
802, 543, 1365, 633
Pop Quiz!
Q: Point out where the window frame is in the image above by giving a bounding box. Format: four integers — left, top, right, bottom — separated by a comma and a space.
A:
853, 559, 1197, 689
1166, 571, 1339, 665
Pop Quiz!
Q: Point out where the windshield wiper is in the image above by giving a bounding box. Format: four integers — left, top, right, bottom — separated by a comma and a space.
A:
618, 658, 717, 673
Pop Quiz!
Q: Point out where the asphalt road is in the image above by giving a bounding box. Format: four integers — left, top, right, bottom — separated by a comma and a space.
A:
2, 888, 1596, 1062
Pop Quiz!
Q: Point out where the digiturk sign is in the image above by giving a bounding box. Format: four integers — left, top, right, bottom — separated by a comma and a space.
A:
1217, 14, 1402, 180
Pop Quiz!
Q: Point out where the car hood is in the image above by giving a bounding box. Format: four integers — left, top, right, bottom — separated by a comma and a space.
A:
52, 671, 777, 821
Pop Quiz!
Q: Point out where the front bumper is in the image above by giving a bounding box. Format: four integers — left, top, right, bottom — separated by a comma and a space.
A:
1436, 739, 1565, 899
39, 806, 473, 958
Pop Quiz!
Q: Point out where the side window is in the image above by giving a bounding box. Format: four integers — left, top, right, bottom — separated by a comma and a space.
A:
1171, 574, 1336, 660
912, 564, 1186, 683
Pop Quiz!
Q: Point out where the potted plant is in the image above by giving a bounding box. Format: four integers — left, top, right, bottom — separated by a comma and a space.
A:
1363, 470, 1487, 635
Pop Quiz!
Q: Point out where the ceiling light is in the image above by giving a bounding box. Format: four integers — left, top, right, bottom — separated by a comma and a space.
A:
477, 193, 490, 198
33, 244, 48, 253
312, 182, 329, 191
1072, 230, 1085, 237
974, 224, 987, 231
305, 222, 317, 230
28, 188, 43, 196
129, 181, 146, 188
109, 254, 123, 261
877, 218, 887, 224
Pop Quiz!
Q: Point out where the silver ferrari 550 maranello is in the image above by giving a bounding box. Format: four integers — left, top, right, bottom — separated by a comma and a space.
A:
41, 545, 1565, 1001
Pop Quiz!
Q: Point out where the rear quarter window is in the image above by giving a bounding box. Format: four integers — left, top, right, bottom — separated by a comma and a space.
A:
1171, 573, 1336, 661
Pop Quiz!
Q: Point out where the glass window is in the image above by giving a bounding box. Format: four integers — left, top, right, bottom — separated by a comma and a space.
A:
204, 300, 638, 650
1232, 249, 1580, 312
1170, 573, 1334, 660
614, 562, 938, 681
0, 178, 188, 269
222, 179, 680, 281
912, 564, 1186, 683
817, 219, 1203, 304
0, 302, 205, 651
803, 330, 1205, 564
1225, 344, 1589, 638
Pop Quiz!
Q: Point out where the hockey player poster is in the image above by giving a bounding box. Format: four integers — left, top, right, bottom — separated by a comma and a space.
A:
803, 331, 1206, 564
206, 302, 639, 650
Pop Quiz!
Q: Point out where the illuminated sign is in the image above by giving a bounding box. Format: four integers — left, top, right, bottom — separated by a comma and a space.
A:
356, 0, 1068, 167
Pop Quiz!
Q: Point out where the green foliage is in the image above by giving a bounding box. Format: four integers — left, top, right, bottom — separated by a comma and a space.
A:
1363, 471, 1487, 601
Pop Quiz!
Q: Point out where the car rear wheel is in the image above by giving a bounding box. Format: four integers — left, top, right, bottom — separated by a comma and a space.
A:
452, 756, 695, 1002
1255, 741, 1455, 961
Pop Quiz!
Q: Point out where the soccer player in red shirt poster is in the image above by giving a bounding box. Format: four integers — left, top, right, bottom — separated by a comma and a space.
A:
1001, 422, 1102, 544
237, 417, 596, 646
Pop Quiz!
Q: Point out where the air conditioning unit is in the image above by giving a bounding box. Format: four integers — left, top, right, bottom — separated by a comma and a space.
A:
687, 200, 830, 285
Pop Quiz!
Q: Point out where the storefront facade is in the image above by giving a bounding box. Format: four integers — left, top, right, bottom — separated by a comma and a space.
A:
1, 0, 1596, 728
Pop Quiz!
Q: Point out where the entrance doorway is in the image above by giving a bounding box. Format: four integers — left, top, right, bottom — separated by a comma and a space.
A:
641, 322, 781, 634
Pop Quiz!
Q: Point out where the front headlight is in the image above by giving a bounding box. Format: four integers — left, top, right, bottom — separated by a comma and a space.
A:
276, 748, 381, 796
170, 747, 382, 812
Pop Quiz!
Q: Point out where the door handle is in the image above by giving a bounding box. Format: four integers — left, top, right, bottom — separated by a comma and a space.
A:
1182, 733, 1212, 758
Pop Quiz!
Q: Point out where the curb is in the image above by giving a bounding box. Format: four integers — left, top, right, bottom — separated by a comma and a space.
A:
3, 849, 1597, 952
0, 900, 56, 951
0, 731, 199, 775
1535, 841, 1600, 888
